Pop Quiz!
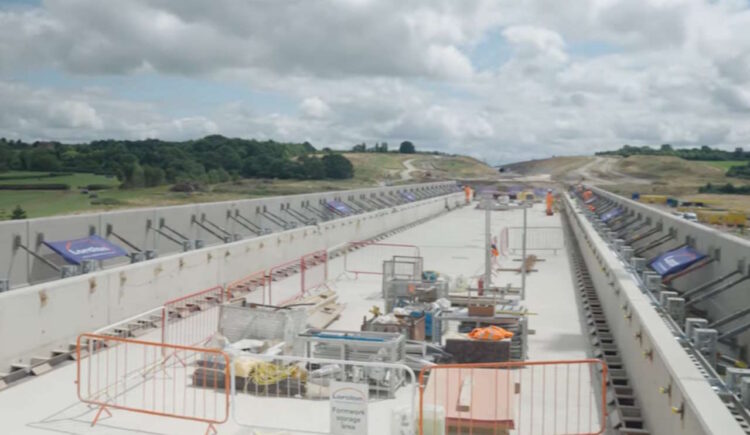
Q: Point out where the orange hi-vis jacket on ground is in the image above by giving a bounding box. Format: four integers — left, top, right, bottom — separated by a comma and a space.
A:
468, 325, 514, 341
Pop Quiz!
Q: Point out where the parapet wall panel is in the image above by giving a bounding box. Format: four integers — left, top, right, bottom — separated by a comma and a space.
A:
0, 191, 461, 368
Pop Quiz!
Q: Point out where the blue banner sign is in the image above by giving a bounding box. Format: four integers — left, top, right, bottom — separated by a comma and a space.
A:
326, 200, 353, 215
44, 235, 128, 265
400, 191, 417, 202
648, 246, 706, 276
601, 208, 623, 223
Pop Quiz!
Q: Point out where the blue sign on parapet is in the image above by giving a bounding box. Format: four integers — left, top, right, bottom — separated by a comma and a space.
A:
326, 200, 353, 215
44, 235, 128, 265
601, 208, 623, 223
400, 191, 417, 202
648, 246, 706, 276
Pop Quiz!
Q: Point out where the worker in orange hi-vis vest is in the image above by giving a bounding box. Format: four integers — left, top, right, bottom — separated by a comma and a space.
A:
463, 185, 472, 203
490, 236, 500, 265
546, 189, 554, 216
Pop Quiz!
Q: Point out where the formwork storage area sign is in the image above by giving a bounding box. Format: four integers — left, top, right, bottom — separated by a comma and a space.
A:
649, 246, 706, 276
43, 235, 128, 264
330, 381, 368, 435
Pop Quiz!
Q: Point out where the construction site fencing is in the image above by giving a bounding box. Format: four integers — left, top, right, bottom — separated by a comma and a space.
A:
226, 270, 267, 304
230, 353, 416, 434
503, 226, 565, 255
342, 240, 421, 278
418, 359, 607, 435
269, 249, 328, 306
76, 333, 230, 434
302, 250, 328, 293
162, 286, 226, 350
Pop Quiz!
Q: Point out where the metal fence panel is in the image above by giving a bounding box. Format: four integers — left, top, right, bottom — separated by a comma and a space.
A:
418, 359, 607, 435
230, 353, 416, 434
76, 333, 230, 433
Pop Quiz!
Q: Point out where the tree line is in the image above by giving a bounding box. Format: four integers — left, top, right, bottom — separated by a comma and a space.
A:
351, 141, 416, 154
0, 135, 354, 188
596, 144, 750, 161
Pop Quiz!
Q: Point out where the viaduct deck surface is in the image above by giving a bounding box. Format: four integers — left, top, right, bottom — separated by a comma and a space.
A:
0, 203, 594, 434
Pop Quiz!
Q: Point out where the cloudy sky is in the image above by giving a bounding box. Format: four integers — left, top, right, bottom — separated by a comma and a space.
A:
2, 0, 750, 163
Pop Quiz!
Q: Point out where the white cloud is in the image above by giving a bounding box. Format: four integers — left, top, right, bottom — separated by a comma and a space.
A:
299, 97, 332, 119
2, 0, 750, 163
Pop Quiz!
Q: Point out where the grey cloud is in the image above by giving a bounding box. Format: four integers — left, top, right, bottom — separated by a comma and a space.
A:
3, 0, 750, 164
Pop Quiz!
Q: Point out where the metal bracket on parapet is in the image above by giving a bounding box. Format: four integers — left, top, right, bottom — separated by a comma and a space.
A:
303, 204, 330, 222
261, 208, 295, 230
351, 196, 374, 212
685, 274, 750, 308
633, 229, 678, 257
148, 219, 197, 251
105, 224, 156, 263
192, 214, 237, 243
626, 224, 661, 245
282, 204, 316, 226
12, 234, 63, 274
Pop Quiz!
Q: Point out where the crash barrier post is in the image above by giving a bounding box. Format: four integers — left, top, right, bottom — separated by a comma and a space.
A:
505, 225, 565, 255
226, 270, 267, 304
162, 286, 225, 349
418, 359, 607, 435
76, 333, 230, 434
343, 240, 421, 278
230, 353, 416, 434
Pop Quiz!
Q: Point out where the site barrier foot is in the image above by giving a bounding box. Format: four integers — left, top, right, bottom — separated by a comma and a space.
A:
91, 405, 111, 427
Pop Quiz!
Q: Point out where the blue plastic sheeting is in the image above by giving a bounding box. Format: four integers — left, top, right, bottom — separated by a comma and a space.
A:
601, 208, 623, 223
326, 200, 353, 215
44, 235, 128, 265
400, 191, 417, 202
648, 246, 707, 276
508, 185, 524, 194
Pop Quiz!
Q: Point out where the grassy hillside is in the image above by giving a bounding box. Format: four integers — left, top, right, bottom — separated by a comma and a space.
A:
0, 153, 493, 219
507, 154, 750, 214
504, 156, 593, 178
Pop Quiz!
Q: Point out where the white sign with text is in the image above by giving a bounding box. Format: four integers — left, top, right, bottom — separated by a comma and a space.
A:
330, 381, 368, 435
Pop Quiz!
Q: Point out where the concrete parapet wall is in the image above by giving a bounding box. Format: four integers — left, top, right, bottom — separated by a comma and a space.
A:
0, 191, 464, 369
564, 193, 745, 435
590, 187, 750, 347
0, 181, 456, 288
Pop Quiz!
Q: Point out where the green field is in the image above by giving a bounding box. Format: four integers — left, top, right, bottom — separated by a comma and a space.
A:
0, 155, 494, 219
698, 160, 747, 170
0, 171, 120, 187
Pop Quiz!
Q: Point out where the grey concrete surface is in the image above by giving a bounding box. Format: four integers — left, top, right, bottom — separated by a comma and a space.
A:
565, 192, 746, 435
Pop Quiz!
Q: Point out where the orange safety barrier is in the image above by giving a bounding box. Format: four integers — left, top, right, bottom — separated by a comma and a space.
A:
162, 286, 225, 349
418, 359, 607, 435
226, 270, 266, 304
76, 333, 230, 434
268, 249, 329, 305
302, 249, 328, 293
343, 240, 421, 278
